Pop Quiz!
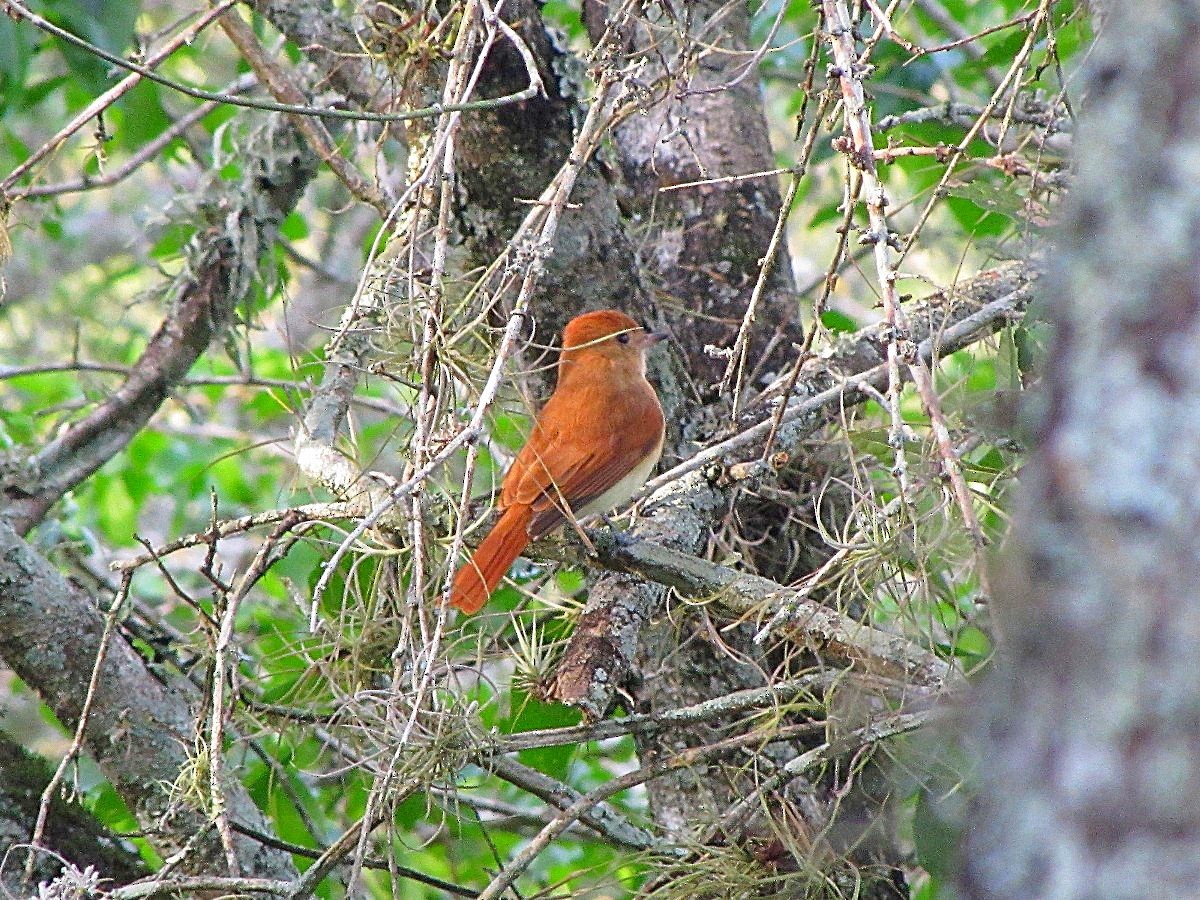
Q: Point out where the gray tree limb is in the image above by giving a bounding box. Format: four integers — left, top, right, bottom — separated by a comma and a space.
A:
586, 0, 804, 389
0, 732, 147, 894
0, 523, 297, 878
548, 527, 953, 688
542, 1, 813, 854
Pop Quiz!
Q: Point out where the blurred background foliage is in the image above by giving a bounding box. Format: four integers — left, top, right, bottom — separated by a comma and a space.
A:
0, 0, 1087, 896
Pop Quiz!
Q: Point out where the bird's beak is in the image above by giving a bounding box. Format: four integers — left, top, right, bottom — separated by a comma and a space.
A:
644, 330, 668, 345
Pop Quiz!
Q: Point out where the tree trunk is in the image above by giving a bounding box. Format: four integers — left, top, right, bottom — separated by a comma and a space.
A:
960, 2, 1200, 895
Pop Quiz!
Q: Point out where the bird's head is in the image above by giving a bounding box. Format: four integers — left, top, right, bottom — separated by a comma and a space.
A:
559, 310, 667, 375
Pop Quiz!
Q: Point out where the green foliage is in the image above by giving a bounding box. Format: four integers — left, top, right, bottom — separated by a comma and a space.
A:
541, 1, 587, 42
0, 18, 35, 116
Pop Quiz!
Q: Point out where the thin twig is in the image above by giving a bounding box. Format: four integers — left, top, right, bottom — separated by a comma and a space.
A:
111, 503, 353, 572
638, 288, 1028, 503
823, 0, 987, 546
477, 720, 854, 899
492, 673, 843, 751
0, 0, 239, 193
308, 56, 629, 616
18, 75, 256, 199
487, 755, 664, 853
0, 0, 544, 128
108, 876, 293, 898
702, 709, 929, 844
896, 0, 1055, 262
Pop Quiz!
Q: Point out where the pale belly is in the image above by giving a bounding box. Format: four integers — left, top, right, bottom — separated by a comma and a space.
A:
576, 440, 662, 519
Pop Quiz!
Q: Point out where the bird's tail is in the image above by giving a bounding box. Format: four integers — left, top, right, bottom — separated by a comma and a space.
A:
449, 505, 532, 613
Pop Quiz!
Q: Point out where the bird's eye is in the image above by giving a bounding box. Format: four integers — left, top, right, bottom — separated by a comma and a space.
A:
616, 333, 630, 344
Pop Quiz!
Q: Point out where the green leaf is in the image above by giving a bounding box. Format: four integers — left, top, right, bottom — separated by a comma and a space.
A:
114, 81, 170, 150
944, 195, 1011, 238
819, 309, 858, 334
47, 0, 142, 90
946, 179, 1026, 220
489, 412, 530, 453
66, 0, 141, 53
0, 18, 32, 113
950, 625, 991, 661
975, 29, 1031, 70
808, 201, 843, 229
281, 210, 310, 240
90, 471, 137, 543
913, 789, 959, 883
542, 1, 586, 41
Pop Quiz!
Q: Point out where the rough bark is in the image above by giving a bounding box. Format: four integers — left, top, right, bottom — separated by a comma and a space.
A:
0, 733, 148, 894
347, 3, 928, 891
367, 0, 655, 354
252, 0, 386, 109
246, 1, 1028, 894
0, 112, 318, 879
959, 2, 1200, 896
543, 259, 1034, 718
586, 0, 803, 391
0, 523, 297, 878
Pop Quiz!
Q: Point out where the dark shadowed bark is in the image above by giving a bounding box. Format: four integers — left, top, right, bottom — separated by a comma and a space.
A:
549, 0, 799, 706
586, 0, 803, 391
960, 1, 1200, 896
0, 733, 147, 894
311, 2, 1001, 893
253, 0, 386, 108
367, 0, 654, 354
563, 1, 814, 854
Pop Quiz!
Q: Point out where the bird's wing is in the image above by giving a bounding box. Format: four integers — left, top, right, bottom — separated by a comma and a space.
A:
502, 422, 655, 540
499, 379, 664, 539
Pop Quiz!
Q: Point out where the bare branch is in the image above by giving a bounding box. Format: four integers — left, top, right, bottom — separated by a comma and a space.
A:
217, 11, 391, 215
486, 755, 665, 852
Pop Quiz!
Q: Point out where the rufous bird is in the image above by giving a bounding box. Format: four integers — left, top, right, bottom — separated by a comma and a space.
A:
449, 310, 667, 613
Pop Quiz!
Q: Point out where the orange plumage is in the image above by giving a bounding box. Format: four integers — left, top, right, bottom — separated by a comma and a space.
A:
449, 310, 667, 613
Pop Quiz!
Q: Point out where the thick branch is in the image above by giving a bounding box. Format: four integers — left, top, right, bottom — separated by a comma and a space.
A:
0, 733, 147, 894
553, 531, 953, 688
218, 9, 390, 215
376, 0, 657, 380
586, 0, 803, 389
558, 0, 808, 845
0, 523, 297, 877
485, 756, 663, 852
